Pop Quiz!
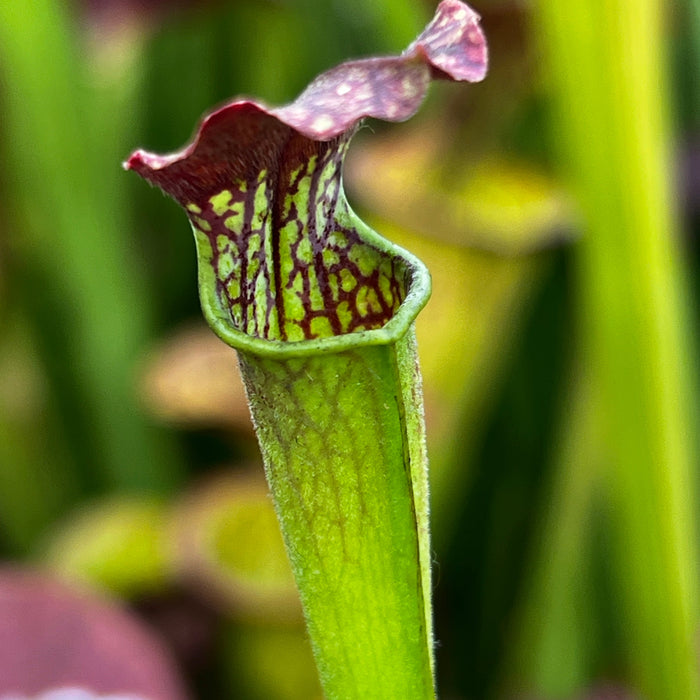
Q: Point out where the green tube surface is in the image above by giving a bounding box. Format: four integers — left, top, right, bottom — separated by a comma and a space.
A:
239, 333, 433, 697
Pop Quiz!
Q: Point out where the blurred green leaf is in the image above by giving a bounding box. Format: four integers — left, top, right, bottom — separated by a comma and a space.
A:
535, 0, 700, 697
0, 0, 182, 492
42, 497, 171, 598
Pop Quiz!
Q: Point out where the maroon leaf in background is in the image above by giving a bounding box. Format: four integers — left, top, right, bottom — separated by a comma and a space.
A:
0, 569, 188, 699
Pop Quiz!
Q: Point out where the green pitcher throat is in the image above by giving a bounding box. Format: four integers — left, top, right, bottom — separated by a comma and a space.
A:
126, 2, 487, 697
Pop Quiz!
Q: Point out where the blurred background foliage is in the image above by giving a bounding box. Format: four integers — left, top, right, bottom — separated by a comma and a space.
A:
0, 0, 698, 698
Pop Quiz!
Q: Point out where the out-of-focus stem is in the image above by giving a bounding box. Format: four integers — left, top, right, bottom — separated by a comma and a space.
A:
534, 1, 700, 697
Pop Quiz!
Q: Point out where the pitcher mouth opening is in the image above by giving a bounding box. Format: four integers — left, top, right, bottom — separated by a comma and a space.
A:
194, 205, 414, 344
195, 206, 431, 360
181, 125, 423, 351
